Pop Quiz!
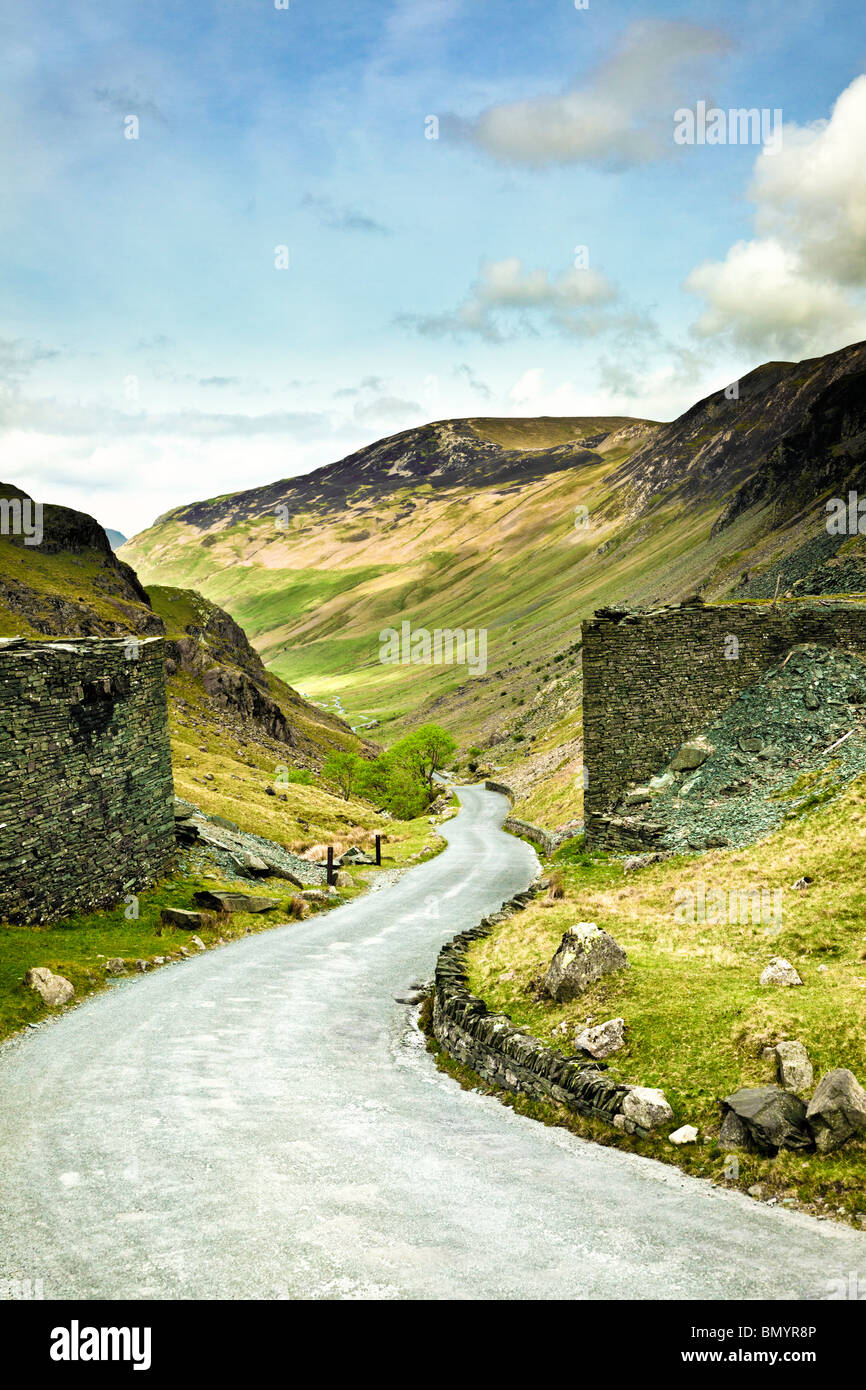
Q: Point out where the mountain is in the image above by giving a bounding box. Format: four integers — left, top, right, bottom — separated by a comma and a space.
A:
105, 529, 128, 551
121, 340, 866, 756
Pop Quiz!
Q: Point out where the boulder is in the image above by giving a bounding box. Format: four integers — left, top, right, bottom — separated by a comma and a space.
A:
806, 1069, 866, 1152
542, 923, 629, 1002
775, 1040, 813, 1092
193, 891, 279, 914
719, 1107, 751, 1150
104, 958, 126, 976
161, 908, 211, 930
574, 1017, 626, 1059
24, 967, 74, 1007
760, 956, 803, 987
622, 1087, 674, 1131
190, 935, 207, 951
669, 1124, 699, 1145
671, 738, 712, 772
721, 1086, 814, 1155
334, 871, 355, 889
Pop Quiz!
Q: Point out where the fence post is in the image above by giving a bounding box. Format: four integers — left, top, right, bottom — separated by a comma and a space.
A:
327, 846, 335, 886
375, 834, 381, 866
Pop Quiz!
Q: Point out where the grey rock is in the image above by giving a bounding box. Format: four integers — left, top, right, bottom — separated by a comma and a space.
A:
775, 1040, 813, 1092
760, 956, 803, 987
574, 1017, 626, 1059
542, 923, 629, 1002
806, 1069, 866, 1152
24, 967, 74, 1007
104, 958, 126, 976
622, 1087, 674, 1131
721, 1086, 814, 1155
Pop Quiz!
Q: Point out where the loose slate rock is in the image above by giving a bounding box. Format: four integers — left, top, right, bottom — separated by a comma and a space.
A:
806, 1068, 866, 1152
543, 923, 629, 1002
721, 1086, 814, 1155
161, 908, 211, 929
193, 891, 279, 914
24, 967, 74, 1007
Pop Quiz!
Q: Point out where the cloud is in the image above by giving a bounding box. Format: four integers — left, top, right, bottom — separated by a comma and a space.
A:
453, 363, 492, 400
399, 256, 618, 341
451, 20, 732, 169
93, 86, 170, 128
300, 194, 390, 236
0, 338, 59, 381
686, 75, 866, 355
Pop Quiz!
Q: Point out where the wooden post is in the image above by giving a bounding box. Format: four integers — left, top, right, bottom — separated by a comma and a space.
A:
327, 846, 335, 886
375, 834, 381, 866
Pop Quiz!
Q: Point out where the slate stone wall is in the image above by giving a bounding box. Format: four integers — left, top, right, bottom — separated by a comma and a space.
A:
432, 921, 636, 1131
0, 637, 175, 922
582, 600, 866, 846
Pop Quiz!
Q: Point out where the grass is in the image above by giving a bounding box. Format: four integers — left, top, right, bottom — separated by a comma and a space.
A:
461, 776, 866, 1218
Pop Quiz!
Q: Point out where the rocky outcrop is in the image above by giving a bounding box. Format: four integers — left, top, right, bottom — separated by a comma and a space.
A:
542, 924, 629, 1002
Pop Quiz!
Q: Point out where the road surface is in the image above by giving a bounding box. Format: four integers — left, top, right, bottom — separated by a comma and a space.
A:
0, 785, 860, 1300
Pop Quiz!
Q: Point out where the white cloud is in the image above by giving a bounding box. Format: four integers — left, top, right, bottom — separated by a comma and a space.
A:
401, 255, 617, 341
454, 20, 731, 169
686, 74, 866, 355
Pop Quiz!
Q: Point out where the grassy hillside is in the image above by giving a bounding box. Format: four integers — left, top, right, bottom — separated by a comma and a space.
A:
463, 775, 866, 1217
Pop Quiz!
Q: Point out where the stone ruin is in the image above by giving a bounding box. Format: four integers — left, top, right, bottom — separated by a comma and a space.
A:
0, 637, 175, 923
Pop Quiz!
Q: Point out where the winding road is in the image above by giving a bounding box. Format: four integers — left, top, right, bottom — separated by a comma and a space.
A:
0, 785, 860, 1300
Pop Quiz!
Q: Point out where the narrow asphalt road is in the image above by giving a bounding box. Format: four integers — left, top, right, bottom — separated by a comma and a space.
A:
0, 786, 861, 1301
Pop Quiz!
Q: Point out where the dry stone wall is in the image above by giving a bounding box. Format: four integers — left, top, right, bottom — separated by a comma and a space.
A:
0, 636, 175, 922
582, 600, 866, 847
432, 918, 641, 1132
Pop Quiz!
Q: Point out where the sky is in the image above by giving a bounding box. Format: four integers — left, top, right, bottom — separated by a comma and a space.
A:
2, 0, 866, 537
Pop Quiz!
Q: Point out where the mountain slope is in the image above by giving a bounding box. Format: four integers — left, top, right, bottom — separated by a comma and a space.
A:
122, 340, 866, 755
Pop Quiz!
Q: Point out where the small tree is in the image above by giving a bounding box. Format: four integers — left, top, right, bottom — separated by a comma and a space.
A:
391, 723, 456, 793
322, 750, 362, 801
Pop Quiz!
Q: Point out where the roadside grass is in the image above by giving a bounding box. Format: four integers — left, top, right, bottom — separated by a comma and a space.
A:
463, 777, 866, 1216
0, 812, 448, 1046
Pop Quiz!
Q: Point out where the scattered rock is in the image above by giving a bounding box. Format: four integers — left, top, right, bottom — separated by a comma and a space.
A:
705, 832, 729, 848
135, 960, 149, 973
574, 1016, 626, 1059
193, 891, 279, 914
622, 1086, 674, 1131
790, 877, 812, 891
542, 923, 629, 1002
669, 1124, 699, 1145
190, 935, 206, 951
24, 967, 74, 1007
760, 956, 803, 987
806, 1069, 866, 1152
103, 958, 126, 976
334, 871, 355, 889
720, 1086, 814, 1155
775, 1040, 813, 1092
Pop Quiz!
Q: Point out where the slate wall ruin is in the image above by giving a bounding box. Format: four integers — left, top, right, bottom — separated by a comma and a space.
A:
0, 637, 175, 922
582, 600, 866, 847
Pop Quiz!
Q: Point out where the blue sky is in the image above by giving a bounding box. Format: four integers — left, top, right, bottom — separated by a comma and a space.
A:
2, 0, 866, 535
